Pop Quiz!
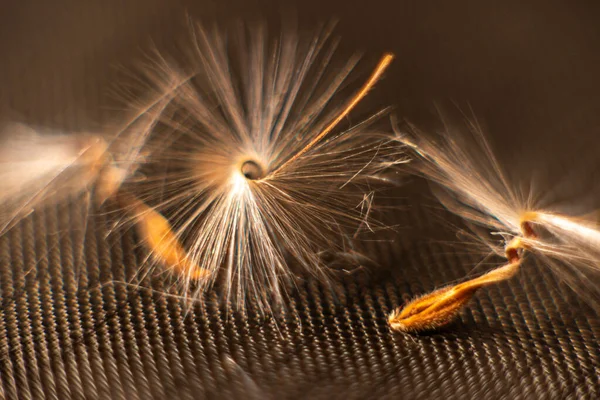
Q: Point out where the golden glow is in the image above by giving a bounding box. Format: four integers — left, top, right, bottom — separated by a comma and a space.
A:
269, 53, 394, 177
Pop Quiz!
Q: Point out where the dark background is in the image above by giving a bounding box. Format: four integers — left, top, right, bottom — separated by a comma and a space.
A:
0, 1, 599, 399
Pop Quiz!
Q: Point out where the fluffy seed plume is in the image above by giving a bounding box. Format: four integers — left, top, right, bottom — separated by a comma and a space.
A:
0, 21, 403, 314
117, 21, 404, 312
0, 123, 110, 233
0, 88, 175, 235
389, 115, 600, 332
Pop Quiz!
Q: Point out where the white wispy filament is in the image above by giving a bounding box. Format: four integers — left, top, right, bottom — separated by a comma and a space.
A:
389, 117, 600, 331
113, 22, 404, 312
0, 123, 109, 233
0, 22, 404, 314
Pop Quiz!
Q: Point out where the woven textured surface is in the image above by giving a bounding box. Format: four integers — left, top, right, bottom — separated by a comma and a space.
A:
1, 1, 600, 399
0, 193, 598, 399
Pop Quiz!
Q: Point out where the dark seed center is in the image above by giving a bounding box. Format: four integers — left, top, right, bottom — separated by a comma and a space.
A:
241, 160, 264, 180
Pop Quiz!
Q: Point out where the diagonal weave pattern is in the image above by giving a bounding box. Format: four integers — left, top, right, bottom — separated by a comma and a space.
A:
2, 1, 600, 398
0, 192, 598, 399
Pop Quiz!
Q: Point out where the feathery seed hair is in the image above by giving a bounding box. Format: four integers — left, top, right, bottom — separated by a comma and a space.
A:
389, 114, 600, 332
